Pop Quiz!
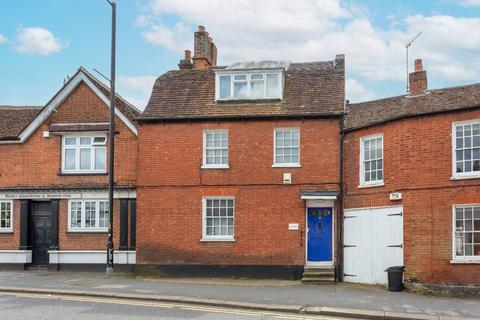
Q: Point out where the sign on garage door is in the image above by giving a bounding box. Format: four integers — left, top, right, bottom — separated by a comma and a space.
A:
344, 206, 403, 285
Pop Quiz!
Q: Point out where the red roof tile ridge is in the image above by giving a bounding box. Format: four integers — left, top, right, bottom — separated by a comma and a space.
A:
0, 105, 44, 109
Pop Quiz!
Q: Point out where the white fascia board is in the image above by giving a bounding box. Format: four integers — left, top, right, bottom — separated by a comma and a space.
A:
3, 71, 137, 145
300, 195, 337, 200
0, 189, 136, 200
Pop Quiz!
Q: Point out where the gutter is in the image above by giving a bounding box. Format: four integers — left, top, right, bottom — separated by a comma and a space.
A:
137, 112, 345, 123
337, 114, 345, 283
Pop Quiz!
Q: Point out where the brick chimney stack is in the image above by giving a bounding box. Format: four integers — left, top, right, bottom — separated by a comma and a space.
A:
178, 50, 193, 70
192, 25, 217, 69
409, 59, 427, 96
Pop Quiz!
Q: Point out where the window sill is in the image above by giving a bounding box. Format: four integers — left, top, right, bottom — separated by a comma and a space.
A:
216, 98, 282, 104
450, 259, 480, 264
272, 164, 301, 168
59, 172, 108, 176
201, 165, 230, 170
200, 238, 236, 242
358, 182, 384, 189
451, 175, 480, 181
0, 230, 13, 234
67, 230, 108, 234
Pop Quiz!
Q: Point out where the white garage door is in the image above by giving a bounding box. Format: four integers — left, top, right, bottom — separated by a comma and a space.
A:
344, 206, 403, 284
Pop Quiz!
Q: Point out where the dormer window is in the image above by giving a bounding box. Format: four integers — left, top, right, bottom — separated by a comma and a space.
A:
216, 72, 282, 100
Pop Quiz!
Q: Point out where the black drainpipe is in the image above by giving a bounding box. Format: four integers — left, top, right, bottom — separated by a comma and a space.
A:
337, 113, 345, 282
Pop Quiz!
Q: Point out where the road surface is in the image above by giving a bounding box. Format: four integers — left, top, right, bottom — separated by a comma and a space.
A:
0, 291, 357, 320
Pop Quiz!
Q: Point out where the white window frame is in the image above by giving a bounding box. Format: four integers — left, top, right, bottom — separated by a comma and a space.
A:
452, 119, 480, 180
452, 204, 480, 263
359, 133, 384, 187
68, 199, 109, 232
61, 133, 107, 174
202, 129, 229, 169
215, 70, 284, 101
272, 127, 301, 168
201, 196, 235, 241
0, 200, 13, 233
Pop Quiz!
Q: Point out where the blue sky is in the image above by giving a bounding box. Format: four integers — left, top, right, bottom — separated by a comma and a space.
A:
1, 0, 480, 109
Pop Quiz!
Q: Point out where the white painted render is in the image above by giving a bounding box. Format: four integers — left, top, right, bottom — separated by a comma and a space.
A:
48, 250, 136, 264
0, 250, 32, 263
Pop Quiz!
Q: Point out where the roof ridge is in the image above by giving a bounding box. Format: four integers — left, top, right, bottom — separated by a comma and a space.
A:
348, 94, 407, 107
0, 105, 44, 109
291, 60, 334, 64
350, 82, 480, 107
428, 81, 480, 92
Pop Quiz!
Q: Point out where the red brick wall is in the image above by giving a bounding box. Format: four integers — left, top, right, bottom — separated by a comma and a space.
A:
0, 200, 20, 249
0, 82, 137, 188
137, 118, 341, 265
0, 199, 123, 251
0, 82, 137, 251
58, 199, 121, 250
343, 109, 480, 284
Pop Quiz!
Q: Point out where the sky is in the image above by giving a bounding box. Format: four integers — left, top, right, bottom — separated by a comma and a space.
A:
1, 0, 480, 109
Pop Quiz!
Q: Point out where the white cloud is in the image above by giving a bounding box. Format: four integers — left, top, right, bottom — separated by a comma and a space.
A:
346, 78, 376, 102
139, 0, 480, 97
0, 34, 7, 44
123, 96, 149, 110
117, 75, 157, 110
142, 22, 191, 51
15, 27, 67, 55
459, 0, 480, 7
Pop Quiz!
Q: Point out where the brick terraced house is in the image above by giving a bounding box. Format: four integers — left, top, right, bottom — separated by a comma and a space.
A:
0, 68, 139, 269
1, 26, 479, 287
343, 59, 480, 285
136, 26, 345, 281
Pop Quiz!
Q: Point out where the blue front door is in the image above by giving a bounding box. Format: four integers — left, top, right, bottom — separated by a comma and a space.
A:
307, 207, 333, 262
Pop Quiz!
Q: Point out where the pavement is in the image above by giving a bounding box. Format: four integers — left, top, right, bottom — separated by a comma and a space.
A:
0, 271, 478, 320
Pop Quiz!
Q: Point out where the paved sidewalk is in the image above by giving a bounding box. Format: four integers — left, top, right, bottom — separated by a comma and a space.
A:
0, 271, 478, 319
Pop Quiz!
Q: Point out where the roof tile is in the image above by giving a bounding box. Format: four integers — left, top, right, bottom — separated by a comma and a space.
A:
345, 83, 480, 131
140, 60, 345, 121
0, 106, 44, 140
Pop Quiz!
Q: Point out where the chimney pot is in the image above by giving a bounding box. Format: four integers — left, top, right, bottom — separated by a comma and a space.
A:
414, 59, 423, 72
198, 25, 205, 32
178, 49, 193, 70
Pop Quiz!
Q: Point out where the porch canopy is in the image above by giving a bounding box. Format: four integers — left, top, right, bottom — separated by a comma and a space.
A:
300, 190, 338, 200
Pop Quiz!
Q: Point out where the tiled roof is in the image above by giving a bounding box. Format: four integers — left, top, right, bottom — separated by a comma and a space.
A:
0, 105, 44, 140
345, 83, 480, 131
0, 67, 141, 142
140, 60, 345, 121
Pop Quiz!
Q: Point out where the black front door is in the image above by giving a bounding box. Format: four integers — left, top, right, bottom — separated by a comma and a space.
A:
32, 202, 52, 265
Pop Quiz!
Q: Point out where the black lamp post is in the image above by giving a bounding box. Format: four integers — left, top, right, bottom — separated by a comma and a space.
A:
105, 0, 116, 277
